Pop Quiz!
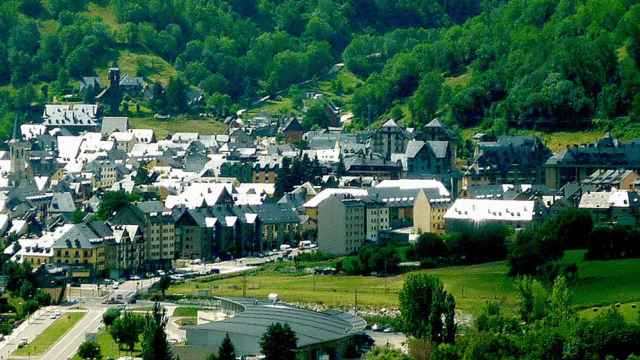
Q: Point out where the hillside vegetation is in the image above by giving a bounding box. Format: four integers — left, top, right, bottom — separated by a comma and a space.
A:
0, 0, 639, 138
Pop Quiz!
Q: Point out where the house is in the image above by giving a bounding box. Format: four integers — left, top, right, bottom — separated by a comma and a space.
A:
464, 136, 551, 187
280, 117, 305, 144
109, 201, 176, 270
444, 198, 546, 230
413, 189, 452, 235
42, 104, 99, 133
252, 159, 280, 183
344, 156, 402, 179
370, 119, 409, 160
83, 159, 118, 190
101, 117, 129, 137
578, 189, 640, 226
51, 224, 107, 278
102, 223, 144, 277
79, 77, 103, 94
580, 169, 640, 191
545, 135, 640, 188
317, 194, 366, 255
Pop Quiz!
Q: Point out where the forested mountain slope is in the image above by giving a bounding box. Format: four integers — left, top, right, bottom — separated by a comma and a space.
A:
0, 0, 638, 139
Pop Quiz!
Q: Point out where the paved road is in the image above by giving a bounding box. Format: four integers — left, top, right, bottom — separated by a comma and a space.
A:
42, 307, 105, 360
0, 307, 61, 360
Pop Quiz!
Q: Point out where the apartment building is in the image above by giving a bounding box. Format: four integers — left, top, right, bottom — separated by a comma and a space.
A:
317, 195, 366, 255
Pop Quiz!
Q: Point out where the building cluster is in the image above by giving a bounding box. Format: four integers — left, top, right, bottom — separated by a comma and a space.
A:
3, 97, 640, 281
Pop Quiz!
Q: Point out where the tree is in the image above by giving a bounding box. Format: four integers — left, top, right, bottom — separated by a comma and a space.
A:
218, 333, 236, 360
547, 276, 574, 326
413, 233, 448, 260
110, 311, 144, 353
157, 275, 171, 299
260, 323, 298, 360
363, 346, 411, 360
399, 274, 455, 343
141, 303, 172, 360
103, 307, 122, 327
78, 340, 102, 360
96, 191, 136, 220
302, 100, 331, 130
409, 72, 443, 127
164, 77, 188, 114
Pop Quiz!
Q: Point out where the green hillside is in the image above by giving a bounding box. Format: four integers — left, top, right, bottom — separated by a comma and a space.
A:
167, 250, 640, 318
1, 0, 639, 139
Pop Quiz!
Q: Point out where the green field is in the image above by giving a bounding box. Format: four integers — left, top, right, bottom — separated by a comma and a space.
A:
14, 311, 86, 356
579, 303, 639, 322
167, 251, 640, 316
130, 116, 227, 139
72, 328, 143, 360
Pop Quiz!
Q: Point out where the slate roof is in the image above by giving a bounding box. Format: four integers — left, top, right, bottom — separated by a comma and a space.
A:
49, 192, 76, 213
101, 117, 128, 136
52, 223, 103, 249
281, 117, 304, 132
242, 203, 300, 225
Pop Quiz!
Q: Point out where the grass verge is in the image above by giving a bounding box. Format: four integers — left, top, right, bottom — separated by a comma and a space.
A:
13, 312, 86, 356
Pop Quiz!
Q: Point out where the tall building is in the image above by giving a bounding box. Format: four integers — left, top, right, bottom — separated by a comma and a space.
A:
371, 119, 409, 160
317, 194, 366, 255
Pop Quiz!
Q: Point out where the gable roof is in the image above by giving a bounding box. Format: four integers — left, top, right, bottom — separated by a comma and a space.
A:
282, 117, 304, 132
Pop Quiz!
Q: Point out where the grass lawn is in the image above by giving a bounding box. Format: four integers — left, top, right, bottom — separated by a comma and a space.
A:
172, 306, 199, 318
72, 328, 143, 360
14, 312, 86, 356
130, 116, 227, 139
167, 251, 640, 316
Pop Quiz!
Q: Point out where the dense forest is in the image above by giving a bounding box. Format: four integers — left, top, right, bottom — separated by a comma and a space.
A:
0, 0, 639, 138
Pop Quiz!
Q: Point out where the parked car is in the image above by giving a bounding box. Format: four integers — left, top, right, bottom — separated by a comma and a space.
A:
18, 337, 28, 347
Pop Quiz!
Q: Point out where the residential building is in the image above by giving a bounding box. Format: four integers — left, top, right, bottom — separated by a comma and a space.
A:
280, 117, 305, 144
578, 189, 640, 226
252, 160, 279, 183
104, 224, 144, 276
84, 159, 118, 190
545, 135, 640, 188
110, 201, 176, 270
581, 169, 640, 191
52, 224, 106, 276
444, 198, 546, 230
360, 197, 389, 242
464, 136, 551, 187
317, 195, 366, 255
370, 119, 409, 160
413, 189, 452, 235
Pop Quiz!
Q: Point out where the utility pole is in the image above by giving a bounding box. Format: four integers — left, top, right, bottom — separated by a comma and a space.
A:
354, 289, 358, 313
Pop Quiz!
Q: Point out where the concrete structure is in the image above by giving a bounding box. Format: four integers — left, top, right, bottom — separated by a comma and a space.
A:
413, 189, 451, 235
186, 297, 366, 360
317, 195, 366, 255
